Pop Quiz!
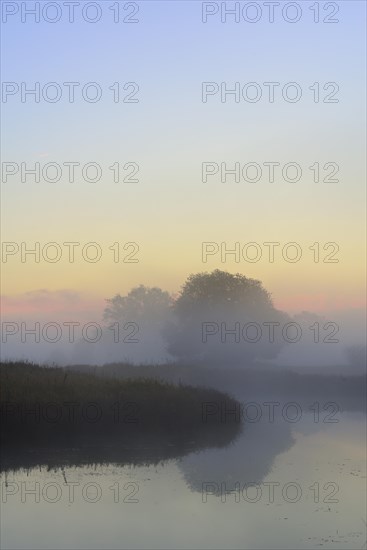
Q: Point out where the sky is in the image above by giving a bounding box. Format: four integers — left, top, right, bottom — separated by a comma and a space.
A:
1, 0, 366, 327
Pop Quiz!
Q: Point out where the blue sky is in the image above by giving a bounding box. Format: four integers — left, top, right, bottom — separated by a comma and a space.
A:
1, 1, 366, 313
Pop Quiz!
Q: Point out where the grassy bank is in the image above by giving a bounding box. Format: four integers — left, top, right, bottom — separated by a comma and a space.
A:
0, 361, 242, 450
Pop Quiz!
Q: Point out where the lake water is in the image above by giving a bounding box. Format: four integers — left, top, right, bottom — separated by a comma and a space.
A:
1, 410, 366, 549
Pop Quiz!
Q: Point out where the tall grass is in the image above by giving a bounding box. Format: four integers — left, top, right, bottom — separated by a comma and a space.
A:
0, 361, 242, 449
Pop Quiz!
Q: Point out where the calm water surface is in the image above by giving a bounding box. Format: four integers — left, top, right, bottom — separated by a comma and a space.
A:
1, 412, 366, 550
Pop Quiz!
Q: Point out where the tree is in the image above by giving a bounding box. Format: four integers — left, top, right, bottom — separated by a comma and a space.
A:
104, 285, 173, 323
103, 285, 174, 364
165, 270, 289, 366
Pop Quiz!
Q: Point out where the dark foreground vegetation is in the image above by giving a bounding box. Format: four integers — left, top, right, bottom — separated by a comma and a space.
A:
0, 361, 242, 472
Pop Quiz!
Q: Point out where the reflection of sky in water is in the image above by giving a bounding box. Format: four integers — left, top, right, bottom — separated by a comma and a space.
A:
1, 413, 365, 549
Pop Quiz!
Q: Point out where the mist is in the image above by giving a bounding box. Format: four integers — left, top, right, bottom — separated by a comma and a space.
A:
1, 301, 365, 376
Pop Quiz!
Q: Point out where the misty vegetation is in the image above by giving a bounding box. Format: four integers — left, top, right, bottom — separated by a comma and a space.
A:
102, 270, 365, 372
104, 269, 290, 366
2, 270, 365, 372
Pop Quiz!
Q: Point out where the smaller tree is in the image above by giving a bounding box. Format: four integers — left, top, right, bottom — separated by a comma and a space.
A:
103, 285, 174, 364
104, 285, 173, 323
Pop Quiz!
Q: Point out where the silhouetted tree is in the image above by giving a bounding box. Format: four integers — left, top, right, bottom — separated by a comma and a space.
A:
103, 285, 174, 363
165, 270, 289, 367
104, 285, 173, 323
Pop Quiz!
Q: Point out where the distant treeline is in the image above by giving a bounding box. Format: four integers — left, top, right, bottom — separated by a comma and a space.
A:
67, 362, 367, 412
